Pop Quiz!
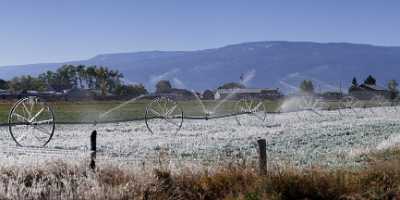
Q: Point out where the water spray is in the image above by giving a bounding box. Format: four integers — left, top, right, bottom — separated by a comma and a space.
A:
98, 95, 145, 119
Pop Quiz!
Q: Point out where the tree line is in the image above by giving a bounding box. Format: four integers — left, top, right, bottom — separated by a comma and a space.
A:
299, 75, 399, 98
0, 65, 147, 97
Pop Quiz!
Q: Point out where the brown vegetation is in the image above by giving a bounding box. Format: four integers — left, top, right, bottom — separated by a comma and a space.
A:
1, 149, 400, 199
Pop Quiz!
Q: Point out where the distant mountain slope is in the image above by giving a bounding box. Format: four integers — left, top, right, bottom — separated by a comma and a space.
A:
1, 41, 400, 92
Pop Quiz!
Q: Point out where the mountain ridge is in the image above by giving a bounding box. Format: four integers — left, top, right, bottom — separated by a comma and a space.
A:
1, 41, 400, 92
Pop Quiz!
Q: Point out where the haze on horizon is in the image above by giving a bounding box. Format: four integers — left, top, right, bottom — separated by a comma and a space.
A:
0, 0, 399, 66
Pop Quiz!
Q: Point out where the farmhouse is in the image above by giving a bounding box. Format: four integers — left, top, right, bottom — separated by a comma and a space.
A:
214, 88, 282, 100
349, 84, 390, 100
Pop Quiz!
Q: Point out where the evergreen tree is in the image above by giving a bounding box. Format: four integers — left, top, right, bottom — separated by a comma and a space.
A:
364, 75, 376, 85
352, 77, 358, 86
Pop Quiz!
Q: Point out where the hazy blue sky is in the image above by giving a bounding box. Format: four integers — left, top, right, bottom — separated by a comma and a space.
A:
0, 1, 399, 66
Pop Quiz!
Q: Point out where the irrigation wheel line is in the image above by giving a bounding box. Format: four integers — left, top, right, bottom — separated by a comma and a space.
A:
2, 101, 400, 128
0, 111, 276, 127
234, 97, 267, 126
293, 96, 326, 121
8, 96, 55, 147
144, 97, 184, 135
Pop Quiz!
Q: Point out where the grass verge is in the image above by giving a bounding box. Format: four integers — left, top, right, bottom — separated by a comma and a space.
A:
1, 148, 400, 199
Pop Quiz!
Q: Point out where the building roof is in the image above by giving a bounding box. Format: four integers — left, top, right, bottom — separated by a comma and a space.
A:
360, 84, 387, 91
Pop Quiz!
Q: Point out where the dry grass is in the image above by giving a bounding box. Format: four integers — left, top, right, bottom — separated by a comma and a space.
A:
1, 149, 400, 199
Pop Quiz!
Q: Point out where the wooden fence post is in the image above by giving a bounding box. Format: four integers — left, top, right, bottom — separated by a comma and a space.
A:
257, 138, 267, 175
90, 130, 97, 171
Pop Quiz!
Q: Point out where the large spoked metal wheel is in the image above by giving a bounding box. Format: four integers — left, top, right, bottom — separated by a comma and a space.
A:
8, 97, 55, 147
370, 95, 394, 114
302, 96, 326, 114
338, 96, 362, 117
296, 96, 326, 120
235, 98, 267, 126
145, 97, 184, 135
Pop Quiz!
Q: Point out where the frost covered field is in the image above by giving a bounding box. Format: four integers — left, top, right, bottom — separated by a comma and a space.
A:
1, 106, 400, 170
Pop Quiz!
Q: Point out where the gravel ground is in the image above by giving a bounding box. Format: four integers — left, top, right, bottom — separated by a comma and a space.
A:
1, 106, 400, 169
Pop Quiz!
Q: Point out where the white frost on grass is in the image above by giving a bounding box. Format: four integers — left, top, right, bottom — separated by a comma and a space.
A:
377, 134, 400, 150
0, 106, 400, 169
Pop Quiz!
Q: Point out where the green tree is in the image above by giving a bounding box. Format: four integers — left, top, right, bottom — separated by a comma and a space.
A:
39, 70, 63, 91
0, 79, 8, 90
299, 80, 314, 94
56, 65, 77, 90
95, 66, 109, 96
352, 77, 358, 86
364, 75, 376, 85
8, 75, 46, 93
76, 65, 86, 89
115, 84, 148, 97
388, 79, 399, 100
218, 82, 246, 89
85, 66, 97, 89
156, 80, 172, 93
107, 69, 123, 93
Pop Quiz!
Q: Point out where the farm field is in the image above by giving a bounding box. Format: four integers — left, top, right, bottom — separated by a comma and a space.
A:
0, 100, 400, 199
0, 99, 282, 124
0, 98, 394, 124
0, 105, 400, 169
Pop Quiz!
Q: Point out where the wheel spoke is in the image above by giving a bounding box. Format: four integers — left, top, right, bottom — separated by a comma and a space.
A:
34, 119, 54, 125
32, 134, 45, 142
33, 125, 52, 136
156, 100, 163, 113
30, 99, 35, 114
16, 131, 29, 142
252, 102, 263, 112
309, 109, 322, 116
166, 105, 177, 116
242, 100, 247, 111
29, 108, 45, 122
246, 100, 252, 110
149, 108, 162, 116
22, 102, 32, 118
250, 112, 265, 121
249, 100, 255, 110
164, 118, 180, 127
12, 113, 29, 122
